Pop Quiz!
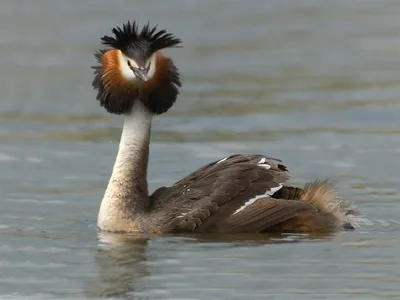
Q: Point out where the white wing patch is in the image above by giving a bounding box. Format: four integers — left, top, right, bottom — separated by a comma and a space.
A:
232, 157, 280, 215
176, 212, 188, 218
216, 157, 228, 164
258, 157, 271, 170
232, 184, 283, 215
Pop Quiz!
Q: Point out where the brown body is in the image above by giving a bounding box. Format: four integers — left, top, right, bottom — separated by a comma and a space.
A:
92, 21, 359, 234
144, 156, 356, 234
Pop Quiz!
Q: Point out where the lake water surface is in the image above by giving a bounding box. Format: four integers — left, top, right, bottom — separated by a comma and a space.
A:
1, 1, 400, 299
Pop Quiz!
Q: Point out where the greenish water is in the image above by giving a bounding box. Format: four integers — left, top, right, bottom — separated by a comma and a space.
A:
1, 0, 400, 299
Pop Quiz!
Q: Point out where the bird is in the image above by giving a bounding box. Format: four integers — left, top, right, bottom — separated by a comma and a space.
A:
91, 21, 360, 234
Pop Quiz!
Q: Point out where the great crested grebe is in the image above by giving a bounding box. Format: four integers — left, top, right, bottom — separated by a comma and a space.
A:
92, 21, 359, 234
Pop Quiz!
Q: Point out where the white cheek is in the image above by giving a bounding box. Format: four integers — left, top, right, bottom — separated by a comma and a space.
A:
147, 55, 156, 79
119, 62, 136, 80
118, 52, 137, 81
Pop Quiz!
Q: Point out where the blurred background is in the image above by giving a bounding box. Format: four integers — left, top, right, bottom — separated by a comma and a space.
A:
1, 0, 400, 299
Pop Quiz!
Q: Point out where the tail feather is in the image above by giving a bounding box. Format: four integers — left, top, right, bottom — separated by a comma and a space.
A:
220, 179, 363, 233
299, 179, 361, 229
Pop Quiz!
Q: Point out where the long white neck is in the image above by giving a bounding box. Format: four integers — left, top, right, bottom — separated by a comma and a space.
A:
97, 101, 153, 232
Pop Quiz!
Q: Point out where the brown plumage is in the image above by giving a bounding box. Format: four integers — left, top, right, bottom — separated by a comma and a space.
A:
140, 52, 181, 114
94, 49, 138, 114
91, 21, 360, 234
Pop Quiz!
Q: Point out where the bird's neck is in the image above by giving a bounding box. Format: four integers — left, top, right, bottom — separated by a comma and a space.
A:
97, 101, 153, 232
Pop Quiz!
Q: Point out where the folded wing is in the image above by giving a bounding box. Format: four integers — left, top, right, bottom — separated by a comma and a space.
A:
149, 154, 308, 233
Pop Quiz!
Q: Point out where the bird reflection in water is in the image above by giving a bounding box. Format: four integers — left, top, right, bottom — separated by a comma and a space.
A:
84, 232, 150, 298
83, 231, 339, 298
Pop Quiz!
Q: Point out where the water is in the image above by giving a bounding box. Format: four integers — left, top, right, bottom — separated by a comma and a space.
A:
1, 0, 400, 298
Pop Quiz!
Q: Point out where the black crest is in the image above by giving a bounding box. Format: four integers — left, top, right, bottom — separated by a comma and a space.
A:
100, 21, 181, 55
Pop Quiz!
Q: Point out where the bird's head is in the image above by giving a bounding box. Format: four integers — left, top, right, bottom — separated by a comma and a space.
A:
92, 21, 182, 115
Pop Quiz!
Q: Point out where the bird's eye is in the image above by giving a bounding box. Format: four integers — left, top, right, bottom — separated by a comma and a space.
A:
127, 60, 132, 67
